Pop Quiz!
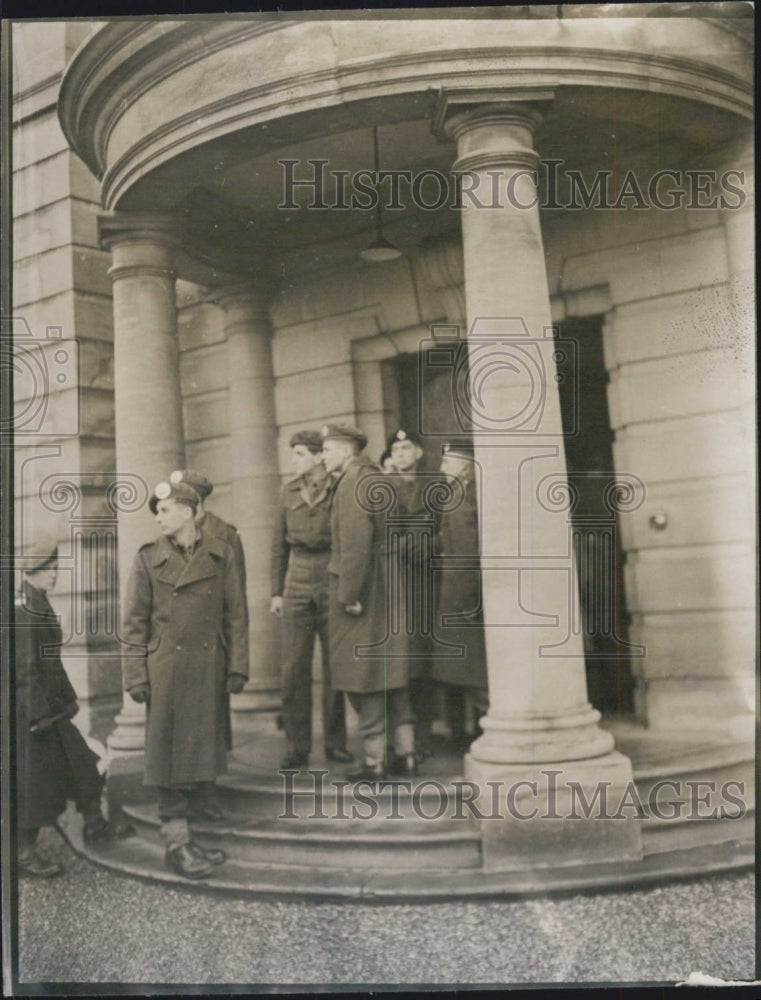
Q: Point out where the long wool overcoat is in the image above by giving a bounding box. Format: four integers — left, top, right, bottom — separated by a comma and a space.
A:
432, 476, 488, 689
122, 530, 249, 787
15, 581, 102, 828
328, 454, 409, 694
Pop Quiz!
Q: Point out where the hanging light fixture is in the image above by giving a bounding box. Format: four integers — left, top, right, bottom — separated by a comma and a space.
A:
359, 125, 402, 263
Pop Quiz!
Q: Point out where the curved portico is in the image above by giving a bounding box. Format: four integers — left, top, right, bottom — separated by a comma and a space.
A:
55, 10, 755, 890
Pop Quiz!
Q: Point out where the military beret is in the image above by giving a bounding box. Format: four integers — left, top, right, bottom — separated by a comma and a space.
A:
169, 468, 213, 499
387, 427, 423, 450
289, 429, 324, 454
443, 440, 475, 460
321, 423, 367, 450
149, 480, 200, 515
18, 536, 59, 572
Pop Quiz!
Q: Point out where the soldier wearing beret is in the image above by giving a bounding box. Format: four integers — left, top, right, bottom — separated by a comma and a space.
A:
170, 468, 249, 754
386, 427, 439, 761
270, 429, 350, 769
321, 423, 416, 781
15, 538, 133, 877
433, 441, 488, 751
122, 481, 249, 879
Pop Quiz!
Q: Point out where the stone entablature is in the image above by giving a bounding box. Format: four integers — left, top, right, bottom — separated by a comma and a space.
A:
59, 16, 752, 212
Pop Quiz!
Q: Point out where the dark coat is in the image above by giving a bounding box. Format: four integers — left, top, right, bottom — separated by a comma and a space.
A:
199, 508, 249, 751
385, 471, 442, 678
202, 510, 248, 598
432, 477, 488, 689
122, 529, 249, 787
14, 581, 102, 828
328, 455, 409, 694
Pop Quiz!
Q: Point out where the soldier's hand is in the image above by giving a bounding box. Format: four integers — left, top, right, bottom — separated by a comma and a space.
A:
270, 596, 283, 617
226, 673, 247, 695
344, 601, 363, 616
129, 684, 151, 705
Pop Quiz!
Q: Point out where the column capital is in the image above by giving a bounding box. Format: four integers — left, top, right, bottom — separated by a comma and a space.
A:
100, 213, 180, 282
432, 87, 554, 136
99, 211, 181, 250
433, 89, 554, 174
206, 278, 277, 321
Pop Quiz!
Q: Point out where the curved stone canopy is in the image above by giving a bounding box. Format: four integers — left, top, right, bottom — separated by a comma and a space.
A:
58, 14, 753, 280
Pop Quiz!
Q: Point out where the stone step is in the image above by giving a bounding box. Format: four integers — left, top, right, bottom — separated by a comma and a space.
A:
123, 802, 483, 870
59, 805, 754, 901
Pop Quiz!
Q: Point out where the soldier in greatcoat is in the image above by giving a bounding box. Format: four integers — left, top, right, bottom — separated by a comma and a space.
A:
122, 480, 249, 879
15, 539, 133, 877
386, 427, 439, 760
270, 429, 350, 769
321, 423, 416, 782
169, 467, 249, 771
432, 441, 488, 750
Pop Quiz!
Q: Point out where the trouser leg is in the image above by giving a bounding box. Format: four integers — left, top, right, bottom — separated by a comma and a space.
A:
317, 586, 346, 752
388, 687, 415, 756
280, 590, 316, 756
444, 684, 466, 736
157, 786, 194, 848
346, 691, 386, 767
409, 668, 435, 751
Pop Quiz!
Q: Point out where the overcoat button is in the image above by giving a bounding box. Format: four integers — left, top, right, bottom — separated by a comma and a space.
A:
176, 645, 181, 651
203, 643, 208, 649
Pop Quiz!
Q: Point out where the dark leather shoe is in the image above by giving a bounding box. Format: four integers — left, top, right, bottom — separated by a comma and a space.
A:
389, 753, 418, 778
192, 804, 227, 823
280, 751, 309, 769
347, 762, 387, 783
83, 816, 136, 845
19, 850, 62, 878
189, 841, 227, 866
165, 843, 214, 879
325, 747, 354, 763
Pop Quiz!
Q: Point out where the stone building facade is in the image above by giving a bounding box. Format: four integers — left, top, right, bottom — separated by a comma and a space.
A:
12, 7, 755, 881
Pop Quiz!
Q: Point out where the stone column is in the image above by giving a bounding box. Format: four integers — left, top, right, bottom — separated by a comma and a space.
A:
435, 93, 641, 870
212, 282, 281, 724
100, 215, 185, 754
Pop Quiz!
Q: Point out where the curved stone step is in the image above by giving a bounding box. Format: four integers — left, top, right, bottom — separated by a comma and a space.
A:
123, 802, 482, 870
58, 805, 754, 901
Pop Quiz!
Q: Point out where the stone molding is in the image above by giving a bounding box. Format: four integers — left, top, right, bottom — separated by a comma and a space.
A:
58, 19, 753, 210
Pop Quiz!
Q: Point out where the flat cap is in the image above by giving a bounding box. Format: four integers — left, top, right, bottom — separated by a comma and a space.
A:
289, 429, 324, 453
387, 426, 423, 450
443, 440, 474, 460
170, 468, 213, 499
18, 536, 59, 572
149, 480, 201, 515
321, 423, 367, 450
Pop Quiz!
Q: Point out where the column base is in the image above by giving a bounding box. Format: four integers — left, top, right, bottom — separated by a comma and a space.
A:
464, 751, 643, 872
106, 708, 146, 754
469, 704, 615, 764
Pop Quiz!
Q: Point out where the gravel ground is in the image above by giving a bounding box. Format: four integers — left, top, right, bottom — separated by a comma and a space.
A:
13, 828, 756, 989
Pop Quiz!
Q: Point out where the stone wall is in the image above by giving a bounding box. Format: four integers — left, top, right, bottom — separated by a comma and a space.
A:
12, 22, 121, 742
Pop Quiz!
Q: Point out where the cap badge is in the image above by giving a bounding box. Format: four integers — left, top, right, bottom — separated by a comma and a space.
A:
155, 481, 172, 500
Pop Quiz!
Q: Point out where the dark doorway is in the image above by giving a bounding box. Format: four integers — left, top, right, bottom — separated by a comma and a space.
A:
555, 316, 634, 714
382, 318, 634, 716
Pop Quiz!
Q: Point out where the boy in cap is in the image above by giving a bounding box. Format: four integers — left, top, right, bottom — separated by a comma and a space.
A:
169, 468, 249, 763
15, 537, 133, 877
321, 423, 416, 781
270, 429, 350, 769
122, 480, 249, 879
